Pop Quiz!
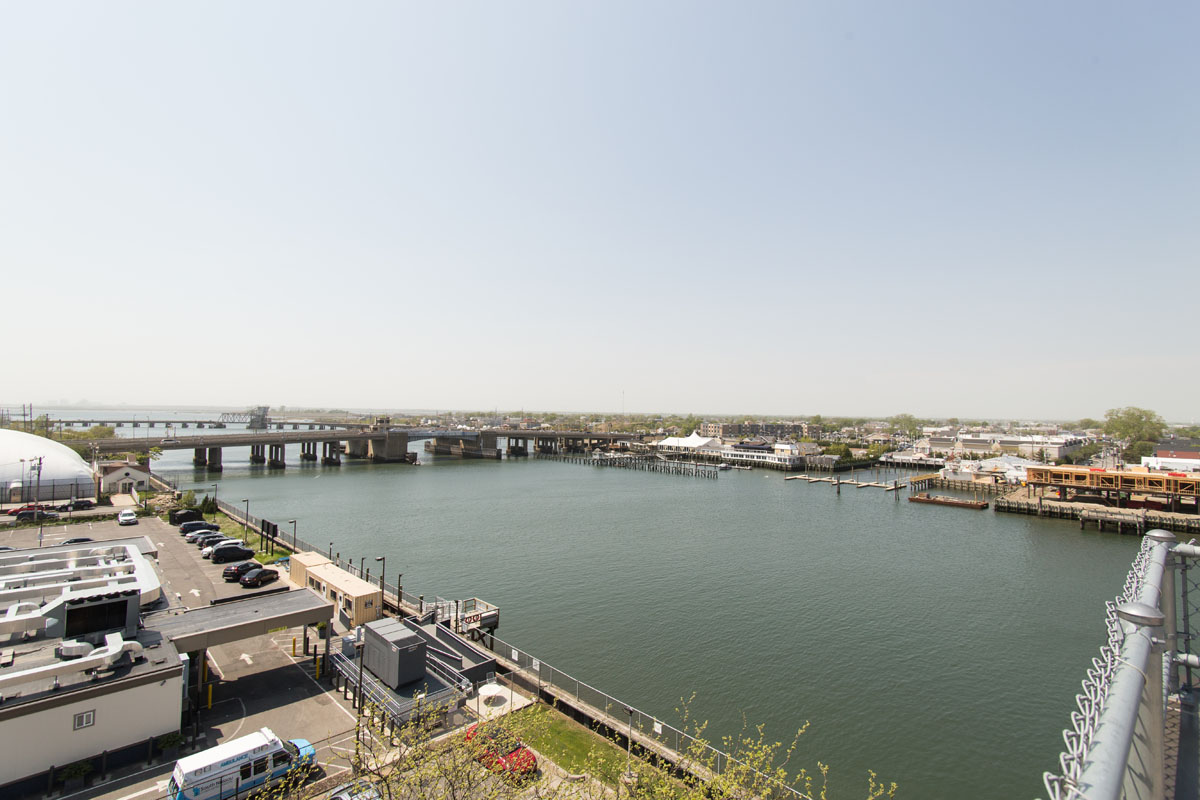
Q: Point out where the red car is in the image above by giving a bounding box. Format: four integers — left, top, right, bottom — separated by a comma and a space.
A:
7, 503, 51, 516
464, 723, 537, 778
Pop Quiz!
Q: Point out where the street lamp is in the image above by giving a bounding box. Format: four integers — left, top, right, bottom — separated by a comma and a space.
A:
375, 556, 386, 603
288, 519, 298, 552
241, 499, 250, 542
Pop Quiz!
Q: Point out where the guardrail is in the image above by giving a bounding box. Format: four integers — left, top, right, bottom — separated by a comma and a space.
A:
329, 650, 461, 728
1042, 530, 1198, 799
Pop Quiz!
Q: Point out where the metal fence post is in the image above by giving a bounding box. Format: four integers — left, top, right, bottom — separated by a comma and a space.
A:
1148, 530, 1179, 693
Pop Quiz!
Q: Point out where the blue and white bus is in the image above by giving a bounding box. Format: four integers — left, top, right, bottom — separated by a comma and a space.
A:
167, 727, 315, 800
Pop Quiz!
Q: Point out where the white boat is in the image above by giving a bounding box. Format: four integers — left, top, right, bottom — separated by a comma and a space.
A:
718, 463, 732, 470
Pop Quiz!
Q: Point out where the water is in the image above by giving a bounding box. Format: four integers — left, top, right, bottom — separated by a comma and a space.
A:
60, 410, 1140, 798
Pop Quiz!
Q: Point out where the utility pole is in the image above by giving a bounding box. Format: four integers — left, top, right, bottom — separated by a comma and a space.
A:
30, 456, 44, 547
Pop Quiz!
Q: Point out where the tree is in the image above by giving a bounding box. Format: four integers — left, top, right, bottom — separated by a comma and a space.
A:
329, 694, 894, 800
1103, 407, 1166, 445
1077, 418, 1102, 431
888, 414, 920, 440
1124, 441, 1157, 462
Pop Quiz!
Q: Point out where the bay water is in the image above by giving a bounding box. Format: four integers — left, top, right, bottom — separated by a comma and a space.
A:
86, 415, 1138, 798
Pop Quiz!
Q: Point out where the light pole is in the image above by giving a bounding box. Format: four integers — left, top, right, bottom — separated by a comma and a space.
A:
288, 519, 298, 552
241, 499, 250, 543
375, 556, 386, 605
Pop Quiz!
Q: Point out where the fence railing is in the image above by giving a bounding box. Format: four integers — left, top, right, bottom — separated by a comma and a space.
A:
212, 502, 431, 612
474, 631, 814, 800
329, 650, 461, 727
1043, 529, 1198, 799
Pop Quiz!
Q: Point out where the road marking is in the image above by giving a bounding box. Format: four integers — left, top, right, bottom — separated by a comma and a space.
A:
240, 653, 253, 665
190, 589, 201, 597
104, 778, 170, 800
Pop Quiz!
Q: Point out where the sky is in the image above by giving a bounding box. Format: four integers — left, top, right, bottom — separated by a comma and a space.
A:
2, 2, 1197, 421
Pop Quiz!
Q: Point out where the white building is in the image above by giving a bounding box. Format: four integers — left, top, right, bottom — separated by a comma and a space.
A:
0, 540, 179, 789
98, 460, 153, 494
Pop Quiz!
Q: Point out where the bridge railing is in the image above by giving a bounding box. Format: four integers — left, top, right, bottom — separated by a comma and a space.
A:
1043, 529, 1197, 799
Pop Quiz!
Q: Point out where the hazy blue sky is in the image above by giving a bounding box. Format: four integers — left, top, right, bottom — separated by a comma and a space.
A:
3, 2, 1196, 420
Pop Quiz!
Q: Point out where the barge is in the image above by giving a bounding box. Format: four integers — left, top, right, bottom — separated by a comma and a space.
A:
908, 492, 988, 510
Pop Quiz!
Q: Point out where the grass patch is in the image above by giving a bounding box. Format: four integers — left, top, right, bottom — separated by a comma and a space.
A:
520, 706, 628, 786
164, 511, 293, 565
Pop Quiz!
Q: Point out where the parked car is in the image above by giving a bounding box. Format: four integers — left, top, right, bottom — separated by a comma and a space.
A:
201, 539, 241, 558
185, 529, 219, 543
212, 545, 256, 564
222, 561, 260, 582
326, 779, 382, 800
16, 509, 60, 523
56, 499, 95, 512
179, 520, 220, 535
117, 509, 139, 526
7, 503, 51, 516
195, 532, 233, 548
62, 537, 94, 545
463, 723, 538, 778
240, 568, 279, 588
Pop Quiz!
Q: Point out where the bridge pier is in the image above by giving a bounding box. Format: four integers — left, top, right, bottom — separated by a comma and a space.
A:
249, 444, 266, 465
322, 442, 342, 465
346, 439, 369, 459
300, 442, 318, 461
368, 431, 408, 462
268, 444, 286, 469
506, 436, 529, 457
193, 448, 207, 467
207, 447, 223, 472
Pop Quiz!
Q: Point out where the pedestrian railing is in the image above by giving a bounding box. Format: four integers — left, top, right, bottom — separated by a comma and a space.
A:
1043, 530, 1197, 799
474, 631, 814, 800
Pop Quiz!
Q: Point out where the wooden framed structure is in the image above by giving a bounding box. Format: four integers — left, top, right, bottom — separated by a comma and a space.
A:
1026, 466, 1200, 498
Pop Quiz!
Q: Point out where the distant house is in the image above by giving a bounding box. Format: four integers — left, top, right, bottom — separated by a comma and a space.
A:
98, 460, 151, 494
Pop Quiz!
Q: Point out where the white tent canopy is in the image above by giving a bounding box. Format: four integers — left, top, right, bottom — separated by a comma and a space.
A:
0, 429, 95, 502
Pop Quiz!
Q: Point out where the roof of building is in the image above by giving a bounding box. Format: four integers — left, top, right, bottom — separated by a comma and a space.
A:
150, 590, 333, 652
0, 429, 93, 486
291, 551, 332, 569
308, 562, 382, 599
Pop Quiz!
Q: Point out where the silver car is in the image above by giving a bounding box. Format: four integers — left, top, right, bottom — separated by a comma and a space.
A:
201, 539, 241, 558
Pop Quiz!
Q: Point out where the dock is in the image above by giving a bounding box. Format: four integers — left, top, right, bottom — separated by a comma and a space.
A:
784, 474, 905, 492
542, 454, 720, 479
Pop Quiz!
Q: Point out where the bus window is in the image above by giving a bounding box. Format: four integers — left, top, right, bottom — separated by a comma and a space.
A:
240, 764, 252, 781
253, 758, 268, 775
273, 751, 291, 769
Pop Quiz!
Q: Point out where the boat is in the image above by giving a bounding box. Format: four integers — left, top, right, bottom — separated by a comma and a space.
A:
717, 463, 732, 471
908, 492, 988, 510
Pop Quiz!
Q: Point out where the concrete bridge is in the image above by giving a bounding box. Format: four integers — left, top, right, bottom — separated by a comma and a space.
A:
82, 425, 637, 471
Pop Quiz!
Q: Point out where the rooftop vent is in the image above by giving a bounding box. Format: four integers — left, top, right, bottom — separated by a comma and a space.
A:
57, 640, 93, 659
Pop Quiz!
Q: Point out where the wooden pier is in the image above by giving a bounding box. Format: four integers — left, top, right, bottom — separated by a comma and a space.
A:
907, 474, 1010, 495
993, 493, 1200, 535
542, 454, 719, 479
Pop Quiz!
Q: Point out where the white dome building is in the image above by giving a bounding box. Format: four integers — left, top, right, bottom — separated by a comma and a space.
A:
0, 429, 96, 503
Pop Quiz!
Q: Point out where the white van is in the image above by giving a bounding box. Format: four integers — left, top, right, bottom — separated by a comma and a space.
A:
167, 727, 314, 800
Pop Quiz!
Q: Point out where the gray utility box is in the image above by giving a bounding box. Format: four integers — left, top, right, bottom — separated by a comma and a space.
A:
363, 618, 427, 690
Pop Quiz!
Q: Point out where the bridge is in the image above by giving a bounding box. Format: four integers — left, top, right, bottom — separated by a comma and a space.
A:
81, 425, 638, 471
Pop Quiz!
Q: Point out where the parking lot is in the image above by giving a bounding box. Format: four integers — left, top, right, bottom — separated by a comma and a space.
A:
4, 516, 362, 800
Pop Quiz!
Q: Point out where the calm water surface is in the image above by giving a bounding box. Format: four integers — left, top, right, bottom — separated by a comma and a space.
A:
92, 418, 1137, 799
